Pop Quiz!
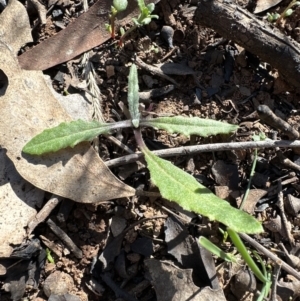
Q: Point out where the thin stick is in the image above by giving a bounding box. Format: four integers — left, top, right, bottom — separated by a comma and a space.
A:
47, 218, 82, 259
27, 195, 62, 235
105, 140, 300, 167
239, 233, 300, 281
276, 180, 295, 246
270, 262, 281, 301
134, 56, 179, 86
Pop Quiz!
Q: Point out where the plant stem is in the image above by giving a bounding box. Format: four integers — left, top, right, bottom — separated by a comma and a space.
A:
111, 14, 116, 39
133, 127, 147, 151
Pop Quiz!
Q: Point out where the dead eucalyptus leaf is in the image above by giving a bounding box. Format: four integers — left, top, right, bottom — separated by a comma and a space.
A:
0, 28, 135, 203
0, 149, 45, 257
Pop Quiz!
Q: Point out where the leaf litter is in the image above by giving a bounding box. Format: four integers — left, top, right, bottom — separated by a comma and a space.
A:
0, 0, 134, 204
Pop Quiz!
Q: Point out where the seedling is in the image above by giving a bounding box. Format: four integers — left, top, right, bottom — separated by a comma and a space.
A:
105, 0, 158, 45
267, 0, 300, 23
200, 230, 271, 300
105, 0, 128, 39
22, 64, 262, 234
46, 248, 55, 264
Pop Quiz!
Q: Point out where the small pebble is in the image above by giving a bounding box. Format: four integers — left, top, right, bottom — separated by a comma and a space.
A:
52, 9, 63, 18
106, 65, 115, 78
43, 271, 74, 297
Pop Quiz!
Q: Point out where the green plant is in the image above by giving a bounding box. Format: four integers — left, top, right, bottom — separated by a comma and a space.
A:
46, 248, 55, 264
105, 0, 128, 39
105, 0, 158, 45
22, 64, 262, 234
199, 229, 271, 300
267, 0, 300, 23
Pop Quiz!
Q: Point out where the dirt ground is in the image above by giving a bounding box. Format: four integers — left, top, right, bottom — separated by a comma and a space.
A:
2, 0, 300, 300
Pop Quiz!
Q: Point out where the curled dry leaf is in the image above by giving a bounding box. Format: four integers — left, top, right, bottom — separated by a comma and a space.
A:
0, 4, 135, 203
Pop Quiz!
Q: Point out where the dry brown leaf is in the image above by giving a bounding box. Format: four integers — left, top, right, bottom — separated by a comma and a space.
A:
0, 149, 45, 257
254, 0, 282, 14
0, 0, 32, 52
0, 3, 135, 203
18, 0, 160, 70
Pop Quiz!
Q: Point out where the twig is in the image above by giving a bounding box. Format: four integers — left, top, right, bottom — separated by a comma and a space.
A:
257, 105, 299, 140
27, 195, 62, 235
239, 233, 300, 281
161, 46, 178, 62
277, 152, 300, 172
270, 262, 281, 301
106, 135, 135, 154
39, 235, 63, 258
105, 139, 300, 167
47, 218, 82, 259
134, 55, 179, 86
276, 180, 295, 246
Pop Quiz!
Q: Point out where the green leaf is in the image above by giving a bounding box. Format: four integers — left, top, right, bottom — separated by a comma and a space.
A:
136, 0, 146, 11
284, 8, 294, 16
140, 116, 238, 137
199, 237, 237, 263
105, 24, 112, 33
113, 0, 128, 12
132, 18, 140, 26
143, 150, 263, 234
23, 120, 112, 155
128, 64, 140, 127
227, 228, 269, 283
120, 27, 125, 36
141, 17, 152, 25
146, 3, 155, 13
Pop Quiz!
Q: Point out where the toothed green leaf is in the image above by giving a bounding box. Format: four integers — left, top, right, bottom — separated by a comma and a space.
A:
140, 116, 238, 137
143, 150, 263, 234
23, 120, 112, 155
128, 64, 140, 127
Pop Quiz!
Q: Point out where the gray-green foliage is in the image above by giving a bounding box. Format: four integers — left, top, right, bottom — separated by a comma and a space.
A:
23, 64, 263, 234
